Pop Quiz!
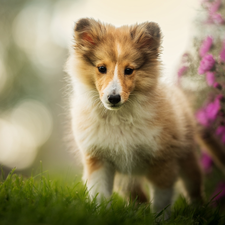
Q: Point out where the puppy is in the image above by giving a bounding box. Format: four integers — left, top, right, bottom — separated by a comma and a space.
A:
65, 18, 224, 212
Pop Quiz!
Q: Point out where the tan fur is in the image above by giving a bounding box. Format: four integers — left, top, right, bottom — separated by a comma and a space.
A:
66, 18, 211, 212
84, 155, 103, 180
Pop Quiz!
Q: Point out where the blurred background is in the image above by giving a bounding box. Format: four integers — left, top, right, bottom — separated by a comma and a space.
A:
0, 0, 199, 174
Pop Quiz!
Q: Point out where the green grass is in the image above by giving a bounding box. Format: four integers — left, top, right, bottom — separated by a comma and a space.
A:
0, 167, 225, 225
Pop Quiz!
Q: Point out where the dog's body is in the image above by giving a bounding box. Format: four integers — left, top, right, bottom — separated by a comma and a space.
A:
66, 18, 204, 212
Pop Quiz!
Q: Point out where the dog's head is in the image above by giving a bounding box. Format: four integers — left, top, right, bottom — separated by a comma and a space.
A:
71, 18, 162, 110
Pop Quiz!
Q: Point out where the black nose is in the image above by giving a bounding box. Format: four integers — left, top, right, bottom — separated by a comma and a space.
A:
108, 94, 121, 104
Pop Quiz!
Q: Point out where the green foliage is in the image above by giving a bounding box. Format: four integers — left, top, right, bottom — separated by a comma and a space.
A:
0, 169, 225, 225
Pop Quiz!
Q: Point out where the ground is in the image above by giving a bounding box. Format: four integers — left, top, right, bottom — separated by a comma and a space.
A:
0, 166, 224, 225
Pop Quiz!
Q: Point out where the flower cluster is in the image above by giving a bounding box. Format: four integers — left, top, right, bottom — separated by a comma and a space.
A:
194, 1, 225, 139
211, 182, 225, 206
176, 0, 225, 204
180, 0, 225, 204
196, 96, 221, 126
216, 123, 225, 143
207, 0, 224, 24
198, 54, 215, 74
199, 36, 213, 57
206, 71, 215, 86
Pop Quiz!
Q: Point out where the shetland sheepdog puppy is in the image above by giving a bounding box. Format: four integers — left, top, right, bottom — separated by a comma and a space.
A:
66, 18, 225, 213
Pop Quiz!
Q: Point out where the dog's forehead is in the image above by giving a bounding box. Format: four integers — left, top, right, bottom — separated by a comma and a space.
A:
97, 28, 139, 64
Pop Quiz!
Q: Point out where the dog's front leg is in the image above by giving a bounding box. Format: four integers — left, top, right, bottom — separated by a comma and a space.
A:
147, 159, 178, 216
83, 155, 115, 202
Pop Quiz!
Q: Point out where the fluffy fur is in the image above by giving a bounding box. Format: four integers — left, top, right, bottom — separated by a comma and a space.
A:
66, 18, 206, 213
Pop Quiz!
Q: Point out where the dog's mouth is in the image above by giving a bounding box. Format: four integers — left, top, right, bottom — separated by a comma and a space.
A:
104, 103, 123, 110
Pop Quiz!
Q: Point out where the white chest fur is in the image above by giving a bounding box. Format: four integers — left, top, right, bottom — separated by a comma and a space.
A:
72, 93, 162, 174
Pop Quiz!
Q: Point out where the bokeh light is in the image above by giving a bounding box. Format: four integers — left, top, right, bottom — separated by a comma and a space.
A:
0, 100, 52, 169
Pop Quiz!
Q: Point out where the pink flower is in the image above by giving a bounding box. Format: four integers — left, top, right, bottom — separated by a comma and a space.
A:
208, 1, 224, 24
199, 36, 213, 57
213, 82, 222, 90
196, 98, 221, 126
198, 54, 215, 74
205, 98, 220, 121
211, 182, 225, 205
178, 66, 188, 78
196, 109, 209, 126
220, 45, 225, 62
211, 13, 224, 24
222, 134, 225, 143
201, 151, 213, 174
209, 0, 221, 14
216, 124, 225, 143
216, 125, 225, 136
216, 94, 225, 102
206, 71, 215, 86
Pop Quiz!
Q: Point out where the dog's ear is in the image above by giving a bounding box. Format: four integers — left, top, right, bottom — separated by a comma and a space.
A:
130, 22, 161, 52
74, 18, 105, 47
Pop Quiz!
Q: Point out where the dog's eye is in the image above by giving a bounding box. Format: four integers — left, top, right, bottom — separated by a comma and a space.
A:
124, 68, 133, 75
98, 66, 107, 74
